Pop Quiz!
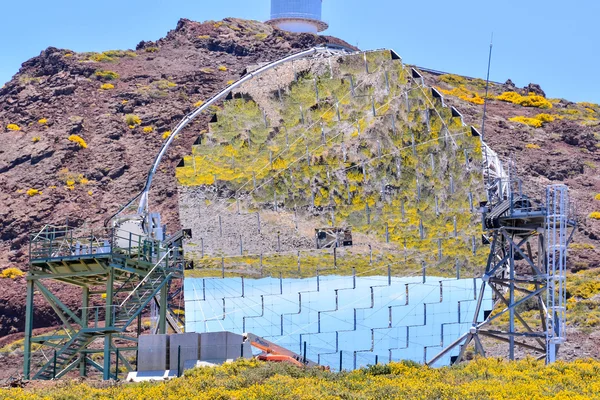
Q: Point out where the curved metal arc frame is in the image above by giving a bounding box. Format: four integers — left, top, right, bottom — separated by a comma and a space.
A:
107, 46, 350, 224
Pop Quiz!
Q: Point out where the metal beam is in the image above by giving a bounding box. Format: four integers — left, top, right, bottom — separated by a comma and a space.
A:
114, 347, 134, 372
159, 284, 168, 334
80, 286, 89, 376
23, 280, 34, 379
35, 281, 82, 330
103, 268, 114, 380
477, 286, 545, 327
426, 331, 469, 366
28, 270, 104, 281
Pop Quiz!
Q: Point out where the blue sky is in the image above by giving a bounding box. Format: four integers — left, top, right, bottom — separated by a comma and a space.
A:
1, 0, 598, 103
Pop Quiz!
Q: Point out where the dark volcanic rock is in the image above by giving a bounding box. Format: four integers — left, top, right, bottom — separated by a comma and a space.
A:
554, 120, 598, 152
525, 83, 546, 97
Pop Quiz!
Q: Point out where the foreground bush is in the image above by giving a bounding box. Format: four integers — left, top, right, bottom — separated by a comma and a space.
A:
2, 358, 600, 399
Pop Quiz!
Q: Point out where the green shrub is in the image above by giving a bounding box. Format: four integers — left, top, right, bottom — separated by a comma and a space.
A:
439, 74, 467, 86
125, 114, 142, 126
95, 70, 120, 81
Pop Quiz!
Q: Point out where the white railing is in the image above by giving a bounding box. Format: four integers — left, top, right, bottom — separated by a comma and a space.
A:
119, 248, 173, 309
545, 185, 568, 363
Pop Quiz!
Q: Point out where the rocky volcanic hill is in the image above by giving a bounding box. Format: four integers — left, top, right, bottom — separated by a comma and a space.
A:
0, 18, 356, 336
0, 17, 599, 348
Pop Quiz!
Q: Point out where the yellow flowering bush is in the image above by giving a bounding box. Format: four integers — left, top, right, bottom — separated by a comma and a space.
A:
438, 87, 485, 105
218, 65, 228, 71
509, 116, 543, 128
569, 243, 595, 250
525, 143, 540, 149
194, 100, 205, 108
26, 188, 41, 196
589, 211, 600, 219
125, 114, 142, 126
4, 358, 600, 399
6, 124, 21, 131
509, 113, 557, 128
595, 194, 600, 201
162, 130, 172, 139
497, 91, 553, 109
38, 118, 47, 125
94, 70, 120, 80
1, 268, 24, 279
100, 83, 115, 90
32, 136, 40, 143
143, 126, 153, 133
68, 135, 88, 148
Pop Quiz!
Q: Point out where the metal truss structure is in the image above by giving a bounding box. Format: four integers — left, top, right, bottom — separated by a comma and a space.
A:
24, 226, 186, 380
429, 181, 576, 365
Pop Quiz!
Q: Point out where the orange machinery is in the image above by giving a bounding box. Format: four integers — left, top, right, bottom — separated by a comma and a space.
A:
243, 333, 320, 368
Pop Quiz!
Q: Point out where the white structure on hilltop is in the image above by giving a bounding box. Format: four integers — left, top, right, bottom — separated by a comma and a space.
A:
267, 0, 328, 33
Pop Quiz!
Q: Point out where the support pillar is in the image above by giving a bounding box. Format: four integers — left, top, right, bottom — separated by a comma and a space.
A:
103, 268, 114, 380
79, 286, 89, 376
159, 284, 168, 334
509, 238, 515, 360
23, 279, 34, 379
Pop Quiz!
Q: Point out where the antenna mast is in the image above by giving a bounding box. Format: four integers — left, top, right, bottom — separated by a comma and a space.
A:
481, 34, 493, 141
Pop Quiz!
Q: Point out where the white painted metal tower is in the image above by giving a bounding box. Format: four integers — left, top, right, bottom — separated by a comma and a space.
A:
267, 0, 329, 33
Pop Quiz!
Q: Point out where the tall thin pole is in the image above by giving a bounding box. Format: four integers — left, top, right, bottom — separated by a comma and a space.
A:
481, 33, 494, 142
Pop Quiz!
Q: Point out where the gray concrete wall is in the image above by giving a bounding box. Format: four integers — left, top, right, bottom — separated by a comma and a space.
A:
226, 331, 253, 359
199, 331, 228, 362
138, 334, 170, 371
199, 331, 252, 362
137, 331, 252, 372
169, 332, 201, 371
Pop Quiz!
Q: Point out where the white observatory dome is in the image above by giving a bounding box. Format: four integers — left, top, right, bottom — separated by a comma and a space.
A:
267, 0, 328, 33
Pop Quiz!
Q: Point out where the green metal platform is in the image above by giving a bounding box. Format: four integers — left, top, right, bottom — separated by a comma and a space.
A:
24, 225, 185, 380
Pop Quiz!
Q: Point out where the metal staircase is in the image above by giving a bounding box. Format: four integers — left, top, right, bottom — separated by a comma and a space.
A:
34, 332, 97, 380
25, 225, 186, 380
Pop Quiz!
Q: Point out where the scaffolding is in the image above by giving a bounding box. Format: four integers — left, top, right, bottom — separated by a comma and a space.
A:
428, 181, 576, 365
24, 225, 186, 380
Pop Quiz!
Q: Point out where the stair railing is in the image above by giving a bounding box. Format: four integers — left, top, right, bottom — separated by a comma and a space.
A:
118, 248, 173, 309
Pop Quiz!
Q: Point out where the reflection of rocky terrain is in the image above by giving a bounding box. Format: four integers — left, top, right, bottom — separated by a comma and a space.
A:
0, 18, 356, 336
0, 16, 599, 365
177, 50, 486, 280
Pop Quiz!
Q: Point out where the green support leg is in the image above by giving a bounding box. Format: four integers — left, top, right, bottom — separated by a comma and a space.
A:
103, 268, 114, 380
23, 279, 34, 379
79, 286, 89, 377
159, 284, 168, 334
